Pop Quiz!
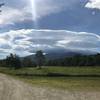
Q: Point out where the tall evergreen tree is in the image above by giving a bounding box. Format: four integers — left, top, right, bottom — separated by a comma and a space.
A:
6, 53, 21, 69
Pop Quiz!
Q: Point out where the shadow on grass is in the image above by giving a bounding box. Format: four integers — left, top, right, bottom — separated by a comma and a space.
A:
15, 73, 100, 77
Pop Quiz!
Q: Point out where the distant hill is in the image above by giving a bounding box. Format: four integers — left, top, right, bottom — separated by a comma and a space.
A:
23, 49, 97, 60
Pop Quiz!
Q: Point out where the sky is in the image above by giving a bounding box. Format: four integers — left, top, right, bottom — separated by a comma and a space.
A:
0, 0, 100, 58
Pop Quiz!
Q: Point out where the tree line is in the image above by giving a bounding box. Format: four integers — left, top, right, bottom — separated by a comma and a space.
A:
45, 54, 100, 67
0, 51, 100, 69
0, 50, 45, 69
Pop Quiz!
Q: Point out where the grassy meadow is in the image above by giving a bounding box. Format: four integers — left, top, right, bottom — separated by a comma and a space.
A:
0, 66, 100, 90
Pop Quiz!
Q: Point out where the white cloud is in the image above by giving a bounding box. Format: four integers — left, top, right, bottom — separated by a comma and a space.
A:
85, 0, 100, 9
0, 0, 75, 26
0, 29, 100, 58
0, 7, 31, 25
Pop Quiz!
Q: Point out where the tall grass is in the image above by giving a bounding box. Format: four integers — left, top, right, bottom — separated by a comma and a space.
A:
0, 66, 100, 90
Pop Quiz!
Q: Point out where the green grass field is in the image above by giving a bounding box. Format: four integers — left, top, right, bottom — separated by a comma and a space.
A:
0, 66, 100, 90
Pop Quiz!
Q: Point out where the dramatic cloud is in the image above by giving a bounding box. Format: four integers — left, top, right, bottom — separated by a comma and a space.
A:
0, 29, 100, 58
0, 0, 76, 26
0, 7, 29, 25
0, 0, 100, 59
85, 0, 100, 9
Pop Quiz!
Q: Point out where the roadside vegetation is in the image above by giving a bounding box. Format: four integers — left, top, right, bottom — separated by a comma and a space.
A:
0, 67, 100, 90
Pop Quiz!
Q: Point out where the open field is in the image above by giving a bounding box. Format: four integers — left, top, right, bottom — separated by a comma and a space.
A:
0, 67, 100, 100
0, 66, 100, 90
0, 73, 100, 100
0, 66, 100, 76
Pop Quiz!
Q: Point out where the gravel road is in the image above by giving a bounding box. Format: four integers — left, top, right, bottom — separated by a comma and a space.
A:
0, 73, 100, 100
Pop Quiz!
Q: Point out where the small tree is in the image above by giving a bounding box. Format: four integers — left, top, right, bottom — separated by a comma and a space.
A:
35, 50, 45, 69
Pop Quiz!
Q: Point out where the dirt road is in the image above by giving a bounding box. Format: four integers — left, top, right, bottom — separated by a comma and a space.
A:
0, 73, 100, 100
